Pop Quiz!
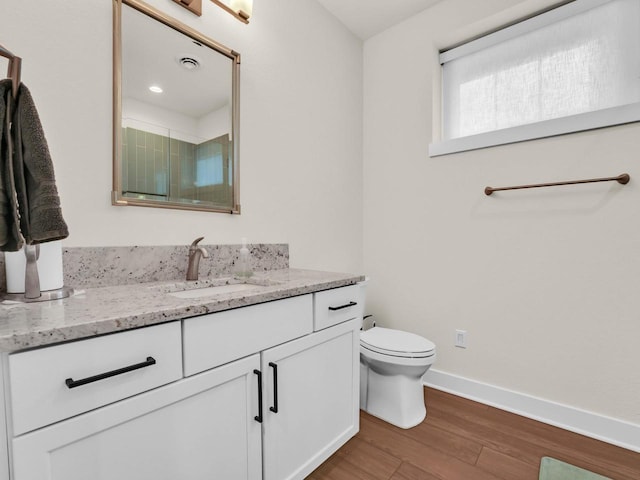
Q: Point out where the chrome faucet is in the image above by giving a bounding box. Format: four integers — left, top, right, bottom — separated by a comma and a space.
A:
186, 237, 209, 281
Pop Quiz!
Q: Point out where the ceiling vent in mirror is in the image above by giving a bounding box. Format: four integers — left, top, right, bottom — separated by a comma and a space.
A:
177, 55, 201, 70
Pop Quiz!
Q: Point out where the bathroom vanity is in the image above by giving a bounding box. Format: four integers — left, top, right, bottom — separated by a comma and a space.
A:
0, 269, 363, 480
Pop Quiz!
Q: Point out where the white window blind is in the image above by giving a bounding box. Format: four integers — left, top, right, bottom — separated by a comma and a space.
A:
430, 0, 640, 156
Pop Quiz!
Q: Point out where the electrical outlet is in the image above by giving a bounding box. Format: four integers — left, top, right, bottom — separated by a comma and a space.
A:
455, 329, 467, 348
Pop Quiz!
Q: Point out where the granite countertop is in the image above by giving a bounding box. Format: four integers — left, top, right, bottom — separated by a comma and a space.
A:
0, 269, 364, 353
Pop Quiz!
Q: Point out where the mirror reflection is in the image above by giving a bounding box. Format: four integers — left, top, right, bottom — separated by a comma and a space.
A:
113, 0, 240, 213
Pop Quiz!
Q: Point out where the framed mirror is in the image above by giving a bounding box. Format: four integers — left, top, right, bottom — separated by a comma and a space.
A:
113, 0, 241, 213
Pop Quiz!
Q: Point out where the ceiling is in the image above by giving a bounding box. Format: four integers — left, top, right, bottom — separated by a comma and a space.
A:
315, 0, 445, 40
121, 4, 232, 119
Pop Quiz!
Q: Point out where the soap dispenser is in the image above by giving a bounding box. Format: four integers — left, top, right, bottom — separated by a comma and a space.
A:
236, 237, 253, 278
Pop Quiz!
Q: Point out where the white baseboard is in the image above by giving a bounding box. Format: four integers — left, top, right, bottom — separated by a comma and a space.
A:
423, 369, 640, 453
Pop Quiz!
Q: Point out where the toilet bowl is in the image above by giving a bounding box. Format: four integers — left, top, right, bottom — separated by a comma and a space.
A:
360, 326, 436, 429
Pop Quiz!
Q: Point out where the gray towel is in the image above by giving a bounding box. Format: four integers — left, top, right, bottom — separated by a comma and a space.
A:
0, 79, 23, 251
11, 82, 68, 245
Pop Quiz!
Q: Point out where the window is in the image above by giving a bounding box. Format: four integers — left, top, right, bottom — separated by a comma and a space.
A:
196, 144, 225, 187
429, 0, 640, 156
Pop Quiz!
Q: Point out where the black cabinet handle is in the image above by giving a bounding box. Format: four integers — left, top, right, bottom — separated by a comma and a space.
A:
269, 362, 279, 413
65, 356, 156, 389
328, 301, 357, 311
254, 369, 263, 423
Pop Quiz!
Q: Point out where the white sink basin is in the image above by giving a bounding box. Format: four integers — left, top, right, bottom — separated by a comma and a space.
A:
168, 283, 263, 299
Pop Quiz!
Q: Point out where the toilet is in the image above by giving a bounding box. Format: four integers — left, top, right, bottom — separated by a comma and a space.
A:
358, 281, 436, 429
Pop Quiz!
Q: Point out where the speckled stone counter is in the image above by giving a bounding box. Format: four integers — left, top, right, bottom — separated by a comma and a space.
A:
0, 243, 289, 291
0, 269, 363, 353
62, 243, 289, 288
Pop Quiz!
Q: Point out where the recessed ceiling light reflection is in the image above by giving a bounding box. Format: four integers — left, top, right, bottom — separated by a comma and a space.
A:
149, 85, 163, 93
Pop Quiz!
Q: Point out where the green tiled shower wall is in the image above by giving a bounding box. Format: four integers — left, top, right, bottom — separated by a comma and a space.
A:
122, 127, 232, 206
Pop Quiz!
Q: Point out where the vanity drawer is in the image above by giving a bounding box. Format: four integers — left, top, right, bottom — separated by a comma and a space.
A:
183, 294, 313, 376
8, 321, 182, 436
313, 285, 361, 331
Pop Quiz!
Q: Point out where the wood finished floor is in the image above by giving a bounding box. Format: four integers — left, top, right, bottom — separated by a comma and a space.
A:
308, 388, 640, 480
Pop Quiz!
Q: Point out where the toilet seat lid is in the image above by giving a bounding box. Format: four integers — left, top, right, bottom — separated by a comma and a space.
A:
360, 327, 435, 357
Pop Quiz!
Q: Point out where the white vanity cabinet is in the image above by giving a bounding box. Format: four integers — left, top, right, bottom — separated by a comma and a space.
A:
1, 285, 361, 480
261, 318, 359, 480
11, 353, 262, 480
8, 322, 183, 437
183, 291, 361, 480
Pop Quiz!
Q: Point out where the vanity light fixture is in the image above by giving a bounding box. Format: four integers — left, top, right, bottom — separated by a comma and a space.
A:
210, 0, 253, 23
172, 0, 202, 16
149, 85, 163, 93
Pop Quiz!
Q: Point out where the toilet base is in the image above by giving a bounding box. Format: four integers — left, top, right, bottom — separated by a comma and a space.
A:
361, 366, 427, 429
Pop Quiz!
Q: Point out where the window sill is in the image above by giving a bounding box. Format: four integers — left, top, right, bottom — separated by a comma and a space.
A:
428, 102, 640, 157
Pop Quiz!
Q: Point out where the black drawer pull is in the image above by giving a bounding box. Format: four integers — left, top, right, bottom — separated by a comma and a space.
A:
254, 369, 263, 423
269, 362, 279, 414
328, 301, 357, 311
65, 356, 156, 389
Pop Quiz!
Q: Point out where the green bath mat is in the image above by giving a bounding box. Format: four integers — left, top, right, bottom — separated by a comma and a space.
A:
539, 457, 611, 480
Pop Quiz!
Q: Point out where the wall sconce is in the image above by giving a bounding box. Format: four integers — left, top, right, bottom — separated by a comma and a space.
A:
210, 0, 253, 23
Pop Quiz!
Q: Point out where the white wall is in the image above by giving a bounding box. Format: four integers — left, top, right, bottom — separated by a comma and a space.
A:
123, 98, 230, 143
197, 105, 231, 141
123, 98, 203, 143
363, 0, 640, 426
0, 0, 363, 274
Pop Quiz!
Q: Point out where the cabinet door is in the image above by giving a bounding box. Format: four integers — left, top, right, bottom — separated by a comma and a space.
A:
261, 318, 359, 480
12, 355, 262, 480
